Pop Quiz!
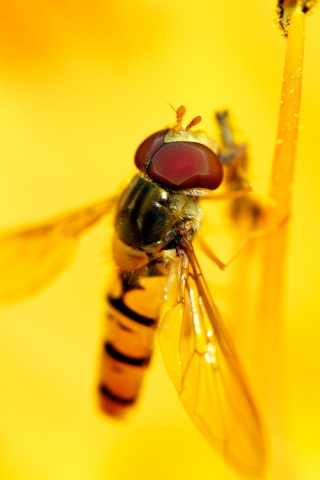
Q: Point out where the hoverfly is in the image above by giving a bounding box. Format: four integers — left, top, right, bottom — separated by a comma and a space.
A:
0, 106, 265, 479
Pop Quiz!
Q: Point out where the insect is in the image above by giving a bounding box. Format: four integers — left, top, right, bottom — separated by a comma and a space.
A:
0, 106, 265, 479
214, 110, 263, 228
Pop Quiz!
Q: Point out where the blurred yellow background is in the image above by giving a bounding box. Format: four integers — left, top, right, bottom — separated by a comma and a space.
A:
0, 1, 319, 479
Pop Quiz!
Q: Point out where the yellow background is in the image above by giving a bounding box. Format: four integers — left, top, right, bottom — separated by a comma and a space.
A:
0, 1, 319, 479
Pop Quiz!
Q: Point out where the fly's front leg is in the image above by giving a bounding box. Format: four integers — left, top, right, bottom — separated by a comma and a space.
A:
216, 110, 264, 224
198, 110, 270, 270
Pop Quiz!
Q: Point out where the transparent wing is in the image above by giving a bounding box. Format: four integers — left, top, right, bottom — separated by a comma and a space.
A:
158, 246, 266, 479
0, 196, 117, 304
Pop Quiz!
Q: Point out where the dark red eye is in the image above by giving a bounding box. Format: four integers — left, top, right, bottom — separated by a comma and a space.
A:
148, 142, 223, 190
134, 131, 223, 190
134, 130, 169, 172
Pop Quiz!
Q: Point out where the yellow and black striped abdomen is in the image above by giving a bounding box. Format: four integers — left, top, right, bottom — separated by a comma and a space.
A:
99, 264, 168, 416
98, 175, 200, 416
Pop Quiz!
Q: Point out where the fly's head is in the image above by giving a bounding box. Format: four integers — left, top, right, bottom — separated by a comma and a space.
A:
134, 106, 223, 192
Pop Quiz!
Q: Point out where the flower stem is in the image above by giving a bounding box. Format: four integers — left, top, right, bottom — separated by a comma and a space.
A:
258, 4, 307, 475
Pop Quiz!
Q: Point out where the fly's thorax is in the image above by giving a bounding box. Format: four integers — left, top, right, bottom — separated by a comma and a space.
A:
114, 175, 203, 254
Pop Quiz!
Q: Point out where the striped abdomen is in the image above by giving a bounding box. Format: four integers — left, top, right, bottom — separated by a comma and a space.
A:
99, 264, 168, 416
98, 175, 201, 416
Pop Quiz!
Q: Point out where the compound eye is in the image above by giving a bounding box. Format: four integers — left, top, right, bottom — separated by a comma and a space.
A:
134, 130, 168, 172
147, 141, 223, 190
